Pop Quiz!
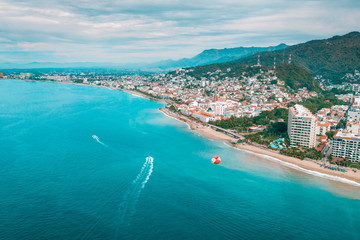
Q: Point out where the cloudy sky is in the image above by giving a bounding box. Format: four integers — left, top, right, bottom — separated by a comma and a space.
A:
0, 0, 359, 64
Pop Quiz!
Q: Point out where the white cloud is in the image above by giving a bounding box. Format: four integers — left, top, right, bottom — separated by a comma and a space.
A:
0, 0, 359, 63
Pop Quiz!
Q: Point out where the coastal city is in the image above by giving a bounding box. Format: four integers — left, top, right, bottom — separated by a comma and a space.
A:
2, 65, 360, 169
2, 0, 360, 238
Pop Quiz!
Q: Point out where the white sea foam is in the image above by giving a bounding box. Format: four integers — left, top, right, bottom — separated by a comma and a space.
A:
116, 156, 154, 237
129, 93, 143, 99
240, 149, 360, 187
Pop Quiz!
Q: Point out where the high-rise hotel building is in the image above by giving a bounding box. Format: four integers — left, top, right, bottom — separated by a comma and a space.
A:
331, 130, 360, 162
288, 104, 317, 148
331, 123, 360, 163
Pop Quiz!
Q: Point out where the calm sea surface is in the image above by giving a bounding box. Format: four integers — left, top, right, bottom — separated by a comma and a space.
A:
1, 79, 360, 240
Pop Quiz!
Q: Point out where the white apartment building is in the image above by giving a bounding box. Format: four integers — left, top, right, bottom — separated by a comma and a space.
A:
316, 122, 331, 136
347, 107, 360, 122
288, 104, 317, 148
192, 111, 219, 123
347, 95, 360, 122
347, 122, 360, 135
331, 129, 360, 162
214, 104, 225, 116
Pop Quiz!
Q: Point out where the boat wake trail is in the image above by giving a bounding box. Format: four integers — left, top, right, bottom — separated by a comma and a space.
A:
92, 135, 107, 146
115, 156, 154, 237
91, 135, 130, 156
80, 156, 154, 240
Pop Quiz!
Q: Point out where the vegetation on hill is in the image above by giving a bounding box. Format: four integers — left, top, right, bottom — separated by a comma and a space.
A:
253, 108, 288, 125
173, 32, 360, 89
289, 32, 360, 83
275, 64, 320, 91
301, 92, 348, 113
151, 44, 288, 70
236, 31, 360, 83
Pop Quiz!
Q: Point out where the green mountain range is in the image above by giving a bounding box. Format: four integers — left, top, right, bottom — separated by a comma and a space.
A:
182, 31, 360, 91
235, 31, 360, 83
147, 44, 288, 70
275, 64, 320, 91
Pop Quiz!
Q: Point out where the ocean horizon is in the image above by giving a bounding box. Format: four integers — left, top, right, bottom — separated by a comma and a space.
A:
1, 79, 360, 239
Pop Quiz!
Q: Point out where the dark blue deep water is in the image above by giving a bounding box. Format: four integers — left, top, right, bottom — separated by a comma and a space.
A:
1, 80, 360, 240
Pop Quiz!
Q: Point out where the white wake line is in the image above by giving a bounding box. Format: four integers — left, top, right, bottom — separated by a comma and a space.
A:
119, 156, 154, 217
81, 158, 152, 240
92, 135, 114, 150
141, 157, 154, 188
133, 156, 152, 184
115, 156, 154, 240
92, 135, 105, 145
240, 149, 360, 187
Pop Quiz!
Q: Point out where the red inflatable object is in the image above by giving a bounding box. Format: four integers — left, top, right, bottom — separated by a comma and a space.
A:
211, 156, 221, 164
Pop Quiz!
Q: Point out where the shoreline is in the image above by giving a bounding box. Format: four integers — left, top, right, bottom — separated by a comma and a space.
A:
159, 107, 360, 186
9, 79, 168, 103
159, 107, 236, 142
235, 143, 360, 186
7, 79, 360, 186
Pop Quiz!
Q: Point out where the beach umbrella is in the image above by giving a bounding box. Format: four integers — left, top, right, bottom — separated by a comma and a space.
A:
211, 156, 221, 164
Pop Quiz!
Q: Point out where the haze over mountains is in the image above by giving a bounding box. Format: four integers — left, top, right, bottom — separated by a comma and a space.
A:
144, 44, 288, 70
1, 31, 360, 86
0, 44, 288, 71
0, 62, 120, 70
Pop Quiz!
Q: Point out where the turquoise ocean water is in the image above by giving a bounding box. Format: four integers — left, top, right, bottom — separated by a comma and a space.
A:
1, 79, 360, 239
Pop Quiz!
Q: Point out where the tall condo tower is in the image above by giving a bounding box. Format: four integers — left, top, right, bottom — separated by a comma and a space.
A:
288, 104, 317, 148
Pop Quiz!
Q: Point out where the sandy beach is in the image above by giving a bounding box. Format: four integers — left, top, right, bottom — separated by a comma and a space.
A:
159, 107, 236, 141
159, 107, 360, 185
121, 89, 168, 104
235, 143, 360, 184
